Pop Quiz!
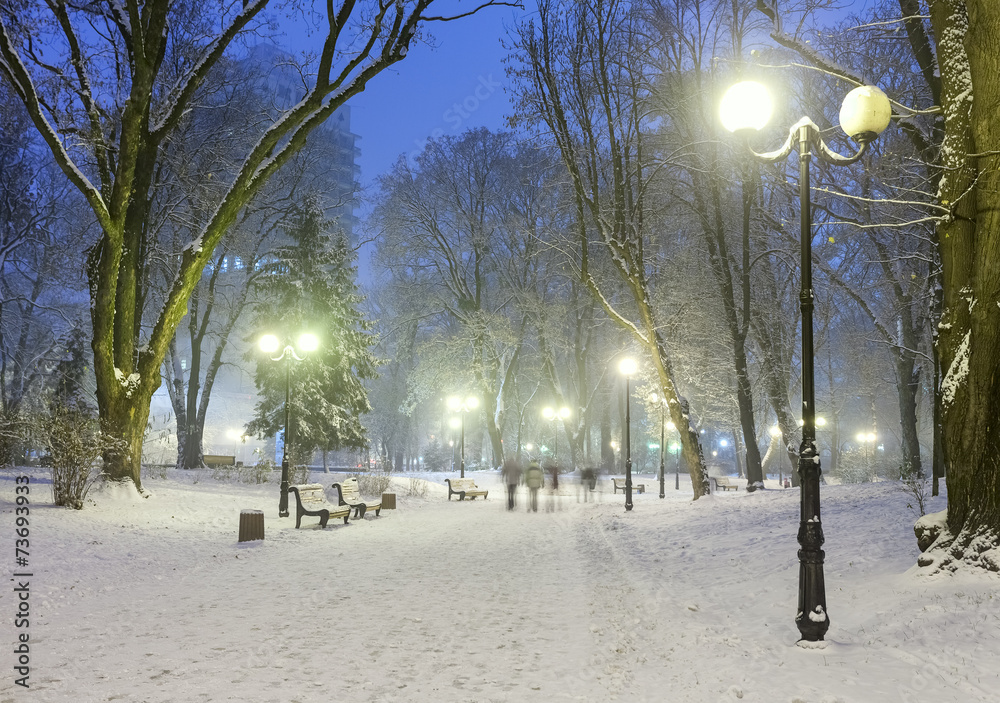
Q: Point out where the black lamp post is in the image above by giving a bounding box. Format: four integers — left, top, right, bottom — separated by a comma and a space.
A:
619, 358, 637, 511
542, 405, 570, 464
672, 441, 680, 490
259, 332, 319, 517
447, 395, 479, 478
721, 80, 891, 643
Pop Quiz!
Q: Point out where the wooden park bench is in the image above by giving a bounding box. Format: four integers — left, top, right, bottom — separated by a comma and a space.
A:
445, 477, 489, 501
713, 477, 738, 492
612, 477, 645, 494
288, 484, 351, 528
203, 454, 236, 468
332, 477, 382, 519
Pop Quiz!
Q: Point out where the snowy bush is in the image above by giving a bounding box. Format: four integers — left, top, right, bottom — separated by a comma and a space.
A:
289, 463, 310, 484
834, 447, 899, 484
0, 409, 26, 466
209, 460, 306, 485
353, 470, 392, 497
40, 405, 119, 509
900, 472, 930, 517
142, 463, 169, 480
407, 477, 428, 497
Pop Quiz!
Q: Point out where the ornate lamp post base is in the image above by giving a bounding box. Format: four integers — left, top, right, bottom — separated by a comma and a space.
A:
795, 451, 828, 642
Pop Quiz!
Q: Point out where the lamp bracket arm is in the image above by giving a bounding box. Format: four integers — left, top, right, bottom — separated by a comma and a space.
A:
814, 136, 869, 167
747, 115, 871, 166
747, 123, 798, 163
271, 345, 306, 362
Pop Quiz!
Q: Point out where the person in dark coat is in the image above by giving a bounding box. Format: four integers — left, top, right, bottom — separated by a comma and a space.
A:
502, 458, 523, 510
545, 459, 559, 511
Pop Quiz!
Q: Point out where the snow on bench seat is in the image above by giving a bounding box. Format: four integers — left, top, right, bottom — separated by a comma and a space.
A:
445, 478, 488, 501
332, 477, 382, 518
612, 477, 645, 494
288, 484, 351, 529
713, 477, 738, 492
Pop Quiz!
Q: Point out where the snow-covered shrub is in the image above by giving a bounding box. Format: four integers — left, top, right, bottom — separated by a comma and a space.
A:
289, 463, 310, 484
142, 463, 169, 480
900, 472, 930, 517
210, 463, 241, 482
0, 409, 27, 466
353, 470, 392, 497
834, 447, 899, 484
40, 404, 119, 509
407, 477, 427, 497
241, 462, 274, 484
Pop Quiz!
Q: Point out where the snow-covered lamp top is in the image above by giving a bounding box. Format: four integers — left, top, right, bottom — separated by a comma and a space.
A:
839, 86, 892, 140
719, 81, 773, 133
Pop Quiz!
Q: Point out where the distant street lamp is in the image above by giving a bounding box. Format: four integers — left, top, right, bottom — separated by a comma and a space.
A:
669, 440, 681, 490
226, 429, 246, 464
721, 79, 891, 643
447, 395, 479, 478
542, 405, 571, 463
651, 393, 667, 498
856, 431, 877, 472
619, 358, 637, 511
259, 331, 319, 517
770, 425, 784, 486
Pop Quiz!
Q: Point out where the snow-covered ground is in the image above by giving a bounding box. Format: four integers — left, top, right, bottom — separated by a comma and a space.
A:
2, 467, 997, 702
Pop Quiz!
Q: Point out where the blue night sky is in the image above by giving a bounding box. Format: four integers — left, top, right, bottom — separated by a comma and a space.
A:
349, 4, 531, 193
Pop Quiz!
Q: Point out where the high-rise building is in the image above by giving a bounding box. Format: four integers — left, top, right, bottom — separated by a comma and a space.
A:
248, 44, 361, 242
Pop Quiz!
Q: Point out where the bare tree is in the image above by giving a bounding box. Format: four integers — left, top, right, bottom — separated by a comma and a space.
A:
510, 0, 711, 497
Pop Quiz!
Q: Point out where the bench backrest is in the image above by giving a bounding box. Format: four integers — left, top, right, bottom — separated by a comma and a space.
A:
292, 484, 328, 507
449, 478, 477, 491
612, 478, 626, 487
715, 477, 733, 486
340, 477, 362, 502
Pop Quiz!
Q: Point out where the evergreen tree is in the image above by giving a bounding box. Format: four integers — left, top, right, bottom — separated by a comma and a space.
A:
51, 327, 94, 412
246, 196, 377, 461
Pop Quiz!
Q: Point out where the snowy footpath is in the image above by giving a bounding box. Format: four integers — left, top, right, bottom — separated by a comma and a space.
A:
1, 468, 998, 702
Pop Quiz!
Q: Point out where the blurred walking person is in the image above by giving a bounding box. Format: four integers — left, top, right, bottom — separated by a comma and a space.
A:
502, 458, 523, 511
525, 459, 544, 512
545, 459, 560, 512
580, 467, 596, 502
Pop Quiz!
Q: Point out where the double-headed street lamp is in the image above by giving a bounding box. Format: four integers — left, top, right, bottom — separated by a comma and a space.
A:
259, 332, 319, 517
542, 405, 570, 463
721, 80, 891, 643
619, 358, 637, 511
447, 395, 479, 478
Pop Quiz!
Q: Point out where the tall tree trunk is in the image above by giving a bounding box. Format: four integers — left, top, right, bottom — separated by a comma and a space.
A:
921, 0, 1000, 569
895, 354, 922, 478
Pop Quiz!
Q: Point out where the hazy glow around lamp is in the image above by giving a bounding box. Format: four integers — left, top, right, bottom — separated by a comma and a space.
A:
258, 333, 280, 354
719, 81, 773, 133
297, 332, 319, 353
